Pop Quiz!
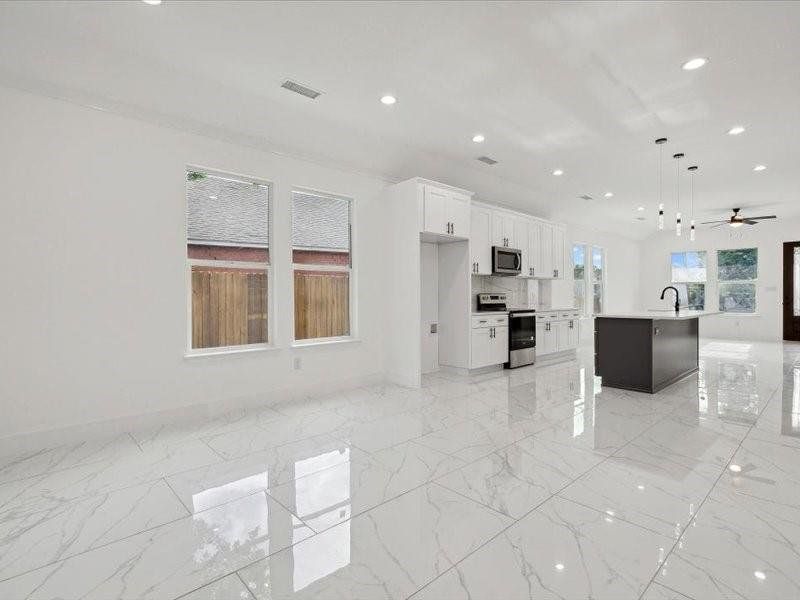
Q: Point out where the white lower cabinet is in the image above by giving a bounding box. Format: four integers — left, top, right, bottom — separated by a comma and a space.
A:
470, 315, 509, 368
536, 311, 580, 357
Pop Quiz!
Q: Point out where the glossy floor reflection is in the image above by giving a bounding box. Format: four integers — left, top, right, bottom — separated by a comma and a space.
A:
0, 339, 798, 599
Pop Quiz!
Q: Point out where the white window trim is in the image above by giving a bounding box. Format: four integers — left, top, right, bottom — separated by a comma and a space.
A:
716, 248, 758, 315
573, 242, 605, 317
185, 166, 274, 355
670, 250, 708, 310
290, 187, 356, 344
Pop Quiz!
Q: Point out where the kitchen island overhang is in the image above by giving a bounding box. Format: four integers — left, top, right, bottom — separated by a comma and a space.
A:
594, 311, 720, 394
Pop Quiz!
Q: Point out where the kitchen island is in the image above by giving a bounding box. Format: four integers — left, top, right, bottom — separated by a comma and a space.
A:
594, 310, 719, 393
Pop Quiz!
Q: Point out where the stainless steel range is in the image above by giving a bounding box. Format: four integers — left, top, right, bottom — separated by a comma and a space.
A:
475, 293, 536, 369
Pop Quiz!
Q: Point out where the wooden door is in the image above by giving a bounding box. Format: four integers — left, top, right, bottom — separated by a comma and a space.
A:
783, 241, 800, 341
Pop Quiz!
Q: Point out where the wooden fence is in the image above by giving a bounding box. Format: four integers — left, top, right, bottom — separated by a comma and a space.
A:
294, 270, 350, 340
191, 267, 350, 347
191, 267, 267, 348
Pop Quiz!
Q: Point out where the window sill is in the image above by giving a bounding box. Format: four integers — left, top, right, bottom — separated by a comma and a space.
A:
291, 337, 362, 349
718, 312, 761, 317
184, 345, 280, 359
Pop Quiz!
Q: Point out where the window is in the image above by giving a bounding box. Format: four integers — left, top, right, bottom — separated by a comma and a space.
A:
572, 243, 604, 316
292, 190, 352, 341
573, 245, 585, 314
718, 248, 757, 313
591, 246, 604, 314
671, 251, 707, 310
186, 168, 270, 351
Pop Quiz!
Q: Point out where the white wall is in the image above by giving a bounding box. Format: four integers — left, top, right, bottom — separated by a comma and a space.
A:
0, 86, 389, 438
637, 218, 798, 341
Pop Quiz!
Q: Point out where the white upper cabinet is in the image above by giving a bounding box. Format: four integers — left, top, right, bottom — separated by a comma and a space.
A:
514, 217, 529, 277
491, 210, 516, 248
527, 220, 541, 278
449, 192, 470, 238
421, 184, 471, 239
552, 226, 566, 279
470, 205, 492, 275
538, 221, 554, 278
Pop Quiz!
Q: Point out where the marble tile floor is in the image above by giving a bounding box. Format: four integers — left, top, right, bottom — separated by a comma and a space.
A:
0, 339, 799, 599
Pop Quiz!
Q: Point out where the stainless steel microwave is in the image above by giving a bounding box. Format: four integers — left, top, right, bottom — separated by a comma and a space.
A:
492, 246, 522, 276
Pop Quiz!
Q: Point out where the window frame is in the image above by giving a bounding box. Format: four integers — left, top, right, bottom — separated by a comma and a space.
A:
184, 165, 274, 356
716, 247, 758, 314
290, 187, 356, 345
572, 242, 605, 317
670, 250, 707, 311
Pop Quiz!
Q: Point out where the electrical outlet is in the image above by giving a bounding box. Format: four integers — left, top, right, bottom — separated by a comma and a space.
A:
293, 357, 302, 370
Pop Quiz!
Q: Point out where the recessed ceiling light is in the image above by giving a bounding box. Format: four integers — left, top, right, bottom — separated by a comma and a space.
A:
380, 95, 397, 105
637, 484, 645, 490
727, 126, 745, 136
754, 571, 766, 581
682, 57, 708, 71
604, 192, 613, 198
142, 0, 162, 4
637, 206, 645, 211
209, 195, 217, 200
729, 464, 742, 473
555, 563, 565, 571
753, 164, 767, 171
472, 134, 485, 143
552, 169, 564, 176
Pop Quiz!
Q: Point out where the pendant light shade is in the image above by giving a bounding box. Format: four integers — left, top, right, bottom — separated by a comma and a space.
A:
673, 153, 684, 236
655, 138, 667, 231
688, 165, 698, 241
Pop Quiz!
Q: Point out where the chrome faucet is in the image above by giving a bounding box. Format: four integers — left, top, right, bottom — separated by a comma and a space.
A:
660, 286, 680, 312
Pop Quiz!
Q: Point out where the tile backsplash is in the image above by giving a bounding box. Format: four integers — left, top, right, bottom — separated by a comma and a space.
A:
472, 275, 536, 309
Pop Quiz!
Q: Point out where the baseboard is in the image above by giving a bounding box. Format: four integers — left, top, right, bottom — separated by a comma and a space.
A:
0, 371, 384, 455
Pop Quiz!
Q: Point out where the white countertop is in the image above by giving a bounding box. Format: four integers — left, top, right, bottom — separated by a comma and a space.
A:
597, 310, 721, 320
472, 311, 508, 316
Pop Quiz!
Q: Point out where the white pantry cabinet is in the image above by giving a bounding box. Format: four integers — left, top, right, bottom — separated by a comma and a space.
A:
470, 314, 509, 368
470, 206, 492, 275
422, 184, 470, 239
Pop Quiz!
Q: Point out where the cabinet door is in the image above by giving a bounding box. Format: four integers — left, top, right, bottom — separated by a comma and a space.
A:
492, 326, 509, 365
492, 211, 515, 247
552, 227, 566, 279
566, 319, 580, 349
553, 320, 568, 352
423, 186, 448, 235
448, 193, 471, 239
536, 322, 552, 355
528, 221, 541, 277
470, 328, 491, 369
470, 206, 492, 275
539, 223, 554, 278
514, 217, 530, 277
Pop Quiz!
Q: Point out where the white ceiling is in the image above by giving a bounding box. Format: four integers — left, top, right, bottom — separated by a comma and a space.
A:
1, 1, 798, 239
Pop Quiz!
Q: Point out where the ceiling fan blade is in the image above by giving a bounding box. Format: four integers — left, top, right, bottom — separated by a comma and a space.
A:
710, 223, 727, 229
699, 220, 728, 224
743, 220, 759, 225
745, 215, 777, 220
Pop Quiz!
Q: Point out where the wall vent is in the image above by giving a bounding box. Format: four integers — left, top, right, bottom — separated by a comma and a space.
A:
476, 156, 498, 165
281, 80, 323, 99
579, 194, 593, 201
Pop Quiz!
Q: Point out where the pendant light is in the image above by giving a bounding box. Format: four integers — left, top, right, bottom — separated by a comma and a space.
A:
688, 165, 698, 241
673, 152, 684, 236
655, 138, 667, 230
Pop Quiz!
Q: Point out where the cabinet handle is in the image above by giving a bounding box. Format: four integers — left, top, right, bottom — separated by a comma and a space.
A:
452, 223, 455, 234
476, 262, 479, 273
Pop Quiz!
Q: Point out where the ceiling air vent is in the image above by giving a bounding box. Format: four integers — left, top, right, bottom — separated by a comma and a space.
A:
281, 80, 323, 100
579, 194, 593, 201
476, 156, 498, 165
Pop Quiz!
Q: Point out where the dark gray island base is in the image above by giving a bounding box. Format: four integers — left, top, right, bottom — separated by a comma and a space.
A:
594, 312, 715, 394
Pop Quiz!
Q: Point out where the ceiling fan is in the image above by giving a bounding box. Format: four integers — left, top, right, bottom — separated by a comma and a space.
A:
700, 208, 777, 228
